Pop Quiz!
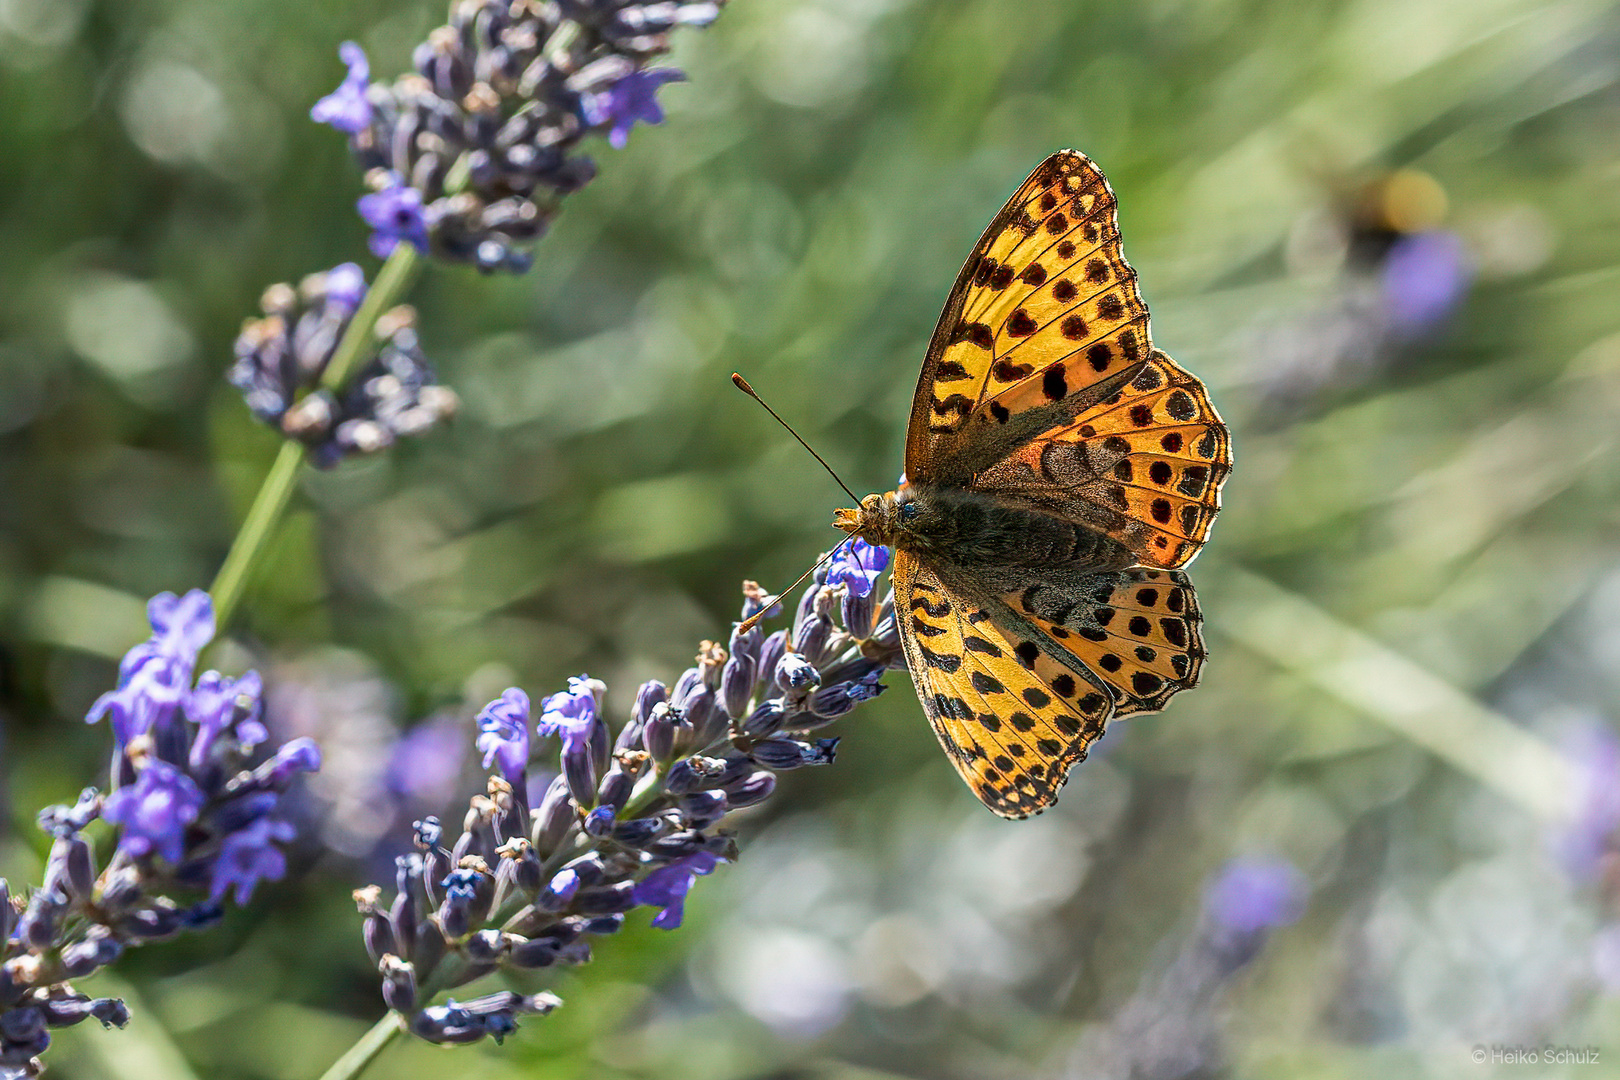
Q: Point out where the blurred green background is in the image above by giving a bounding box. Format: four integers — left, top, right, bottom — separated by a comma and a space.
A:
5, 0, 1620, 1076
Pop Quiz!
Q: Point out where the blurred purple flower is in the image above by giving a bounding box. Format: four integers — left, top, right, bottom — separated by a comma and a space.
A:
1594, 924, 1620, 995
476, 689, 531, 782
633, 850, 721, 929
827, 537, 890, 599
388, 717, 469, 805
102, 762, 205, 865
1204, 855, 1308, 933
311, 42, 372, 134
323, 261, 367, 311
358, 178, 429, 258
211, 818, 296, 905
583, 69, 686, 149
537, 676, 598, 756
1552, 723, 1620, 881
1381, 230, 1473, 333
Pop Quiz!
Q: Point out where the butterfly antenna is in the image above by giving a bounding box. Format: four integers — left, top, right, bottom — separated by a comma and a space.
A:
736, 544, 846, 635
731, 373, 862, 505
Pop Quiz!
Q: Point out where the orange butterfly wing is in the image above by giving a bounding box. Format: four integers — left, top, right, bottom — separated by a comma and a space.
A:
906, 150, 1153, 485
892, 550, 1110, 819
973, 351, 1231, 568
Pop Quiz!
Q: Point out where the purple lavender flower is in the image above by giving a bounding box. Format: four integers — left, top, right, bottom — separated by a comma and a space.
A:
323, 261, 367, 311
476, 688, 531, 782
583, 69, 686, 149
633, 851, 721, 929
310, 42, 372, 134
356, 578, 882, 1047
211, 818, 296, 905
102, 761, 205, 865
1552, 722, 1620, 880
358, 177, 430, 258
827, 538, 890, 598
1381, 230, 1473, 334
1204, 855, 1308, 934
87, 590, 215, 746
185, 669, 264, 770
537, 676, 598, 757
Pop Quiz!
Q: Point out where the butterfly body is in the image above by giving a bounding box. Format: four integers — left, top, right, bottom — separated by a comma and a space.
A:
832, 150, 1231, 820
839, 485, 1135, 571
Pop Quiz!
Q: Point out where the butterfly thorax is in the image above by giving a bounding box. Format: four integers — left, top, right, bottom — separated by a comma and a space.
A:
835, 485, 1134, 571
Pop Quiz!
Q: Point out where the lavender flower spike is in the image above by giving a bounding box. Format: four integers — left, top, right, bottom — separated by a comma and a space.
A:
315, 0, 731, 273
356, 576, 894, 1048
2, 591, 319, 1074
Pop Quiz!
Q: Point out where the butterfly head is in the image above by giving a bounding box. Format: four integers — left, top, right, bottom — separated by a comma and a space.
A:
833, 490, 907, 547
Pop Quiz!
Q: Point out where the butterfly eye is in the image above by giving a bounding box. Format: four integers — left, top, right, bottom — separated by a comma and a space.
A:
899, 502, 920, 523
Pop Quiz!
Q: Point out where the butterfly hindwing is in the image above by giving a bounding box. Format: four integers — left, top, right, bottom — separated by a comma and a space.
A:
971, 351, 1231, 568
987, 565, 1206, 719
893, 550, 1110, 819
907, 150, 1154, 484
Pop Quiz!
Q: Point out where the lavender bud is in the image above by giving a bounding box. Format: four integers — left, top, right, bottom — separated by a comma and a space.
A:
842, 588, 877, 640
583, 915, 624, 936
509, 936, 562, 968
722, 770, 776, 808
575, 881, 637, 915
60, 929, 122, 978
643, 702, 678, 763
536, 867, 580, 913
610, 816, 670, 847
647, 830, 708, 859
380, 955, 418, 1013
0, 880, 11, 943
89, 999, 129, 1029
792, 617, 831, 667
749, 737, 839, 771
665, 756, 727, 795
43, 836, 95, 901
757, 631, 788, 690
793, 582, 821, 639
414, 816, 444, 848
532, 775, 575, 857
775, 653, 820, 691
740, 699, 788, 738
596, 762, 633, 812
466, 929, 506, 963
562, 737, 597, 809
619, 680, 668, 752
582, 806, 616, 837
720, 651, 756, 720
678, 790, 728, 829
390, 877, 419, 961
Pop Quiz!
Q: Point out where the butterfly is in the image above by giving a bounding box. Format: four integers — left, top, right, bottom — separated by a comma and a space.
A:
834, 150, 1231, 819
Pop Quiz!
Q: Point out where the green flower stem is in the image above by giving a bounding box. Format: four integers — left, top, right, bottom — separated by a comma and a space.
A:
315, 1011, 407, 1080
208, 242, 422, 631
320, 243, 420, 393
208, 439, 305, 633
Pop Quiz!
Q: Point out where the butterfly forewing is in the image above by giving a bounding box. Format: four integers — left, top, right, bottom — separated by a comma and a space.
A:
971, 351, 1231, 568
907, 151, 1153, 484
893, 551, 1109, 819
